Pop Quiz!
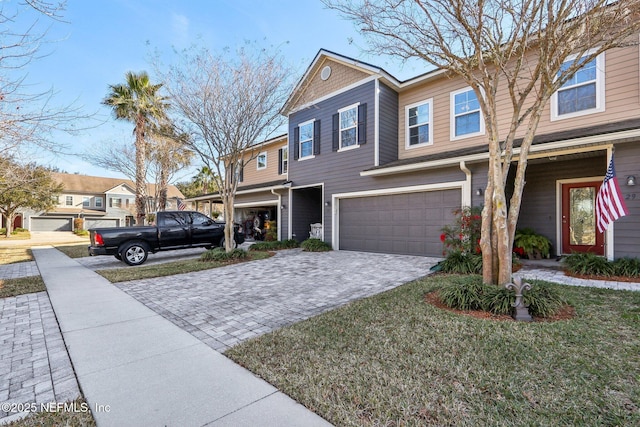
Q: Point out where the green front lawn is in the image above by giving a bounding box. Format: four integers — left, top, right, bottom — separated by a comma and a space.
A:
226, 275, 640, 426
55, 243, 90, 259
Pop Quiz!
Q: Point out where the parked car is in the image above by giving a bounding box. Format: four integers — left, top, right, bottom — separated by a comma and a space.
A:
88, 211, 244, 266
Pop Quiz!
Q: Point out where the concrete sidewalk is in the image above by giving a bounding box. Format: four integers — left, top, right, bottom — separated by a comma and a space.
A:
33, 247, 332, 427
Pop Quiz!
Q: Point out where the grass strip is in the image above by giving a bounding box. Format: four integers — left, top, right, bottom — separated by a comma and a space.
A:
0, 247, 33, 265
0, 276, 46, 298
97, 251, 272, 283
55, 243, 90, 259
226, 275, 640, 426
5, 397, 96, 427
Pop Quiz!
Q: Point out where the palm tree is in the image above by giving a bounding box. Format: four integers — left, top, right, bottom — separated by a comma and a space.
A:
193, 166, 217, 195
103, 71, 168, 225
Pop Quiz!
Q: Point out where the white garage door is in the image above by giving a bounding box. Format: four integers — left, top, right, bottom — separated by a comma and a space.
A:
30, 217, 73, 232
339, 189, 460, 256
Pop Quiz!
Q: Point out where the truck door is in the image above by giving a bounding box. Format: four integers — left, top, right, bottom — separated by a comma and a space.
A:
157, 212, 190, 248
190, 212, 224, 246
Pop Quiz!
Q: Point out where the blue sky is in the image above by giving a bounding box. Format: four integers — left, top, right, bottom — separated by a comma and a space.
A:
20, 0, 424, 181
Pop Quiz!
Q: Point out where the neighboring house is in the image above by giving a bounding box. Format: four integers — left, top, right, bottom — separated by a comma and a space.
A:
190, 134, 290, 239
190, 43, 640, 259
23, 172, 187, 231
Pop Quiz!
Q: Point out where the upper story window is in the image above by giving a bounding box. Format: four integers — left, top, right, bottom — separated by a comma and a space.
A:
551, 51, 605, 121
95, 197, 103, 208
65, 196, 73, 206
111, 198, 122, 208
257, 152, 267, 170
339, 104, 358, 149
278, 146, 288, 175
406, 99, 433, 148
450, 87, 484, 140
82, 197, 90, 208
299, 121, 314, 159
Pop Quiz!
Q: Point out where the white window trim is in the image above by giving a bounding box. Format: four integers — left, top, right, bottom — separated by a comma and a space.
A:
338, 102, 360, 151
450, 87, 485, 141
298, 119, 315, 160
550, 50, 605, 122
279, 146, 288, 175
95, 197, 103, 208
256, 151, 267, 170
405, 98, 434, 149
65, 196, 73, 206
82, 197, 90, 207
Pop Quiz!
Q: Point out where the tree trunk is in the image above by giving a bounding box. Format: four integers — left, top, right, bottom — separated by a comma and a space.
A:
135, 117, 147, 226
222, 192, 235, 253
4, 211, 15, 237
158, 168, 168, 211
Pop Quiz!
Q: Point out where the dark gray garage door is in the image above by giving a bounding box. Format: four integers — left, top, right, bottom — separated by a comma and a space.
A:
30, 217, 73, 231
339, 189, 460, 256
85, 218, 119, 229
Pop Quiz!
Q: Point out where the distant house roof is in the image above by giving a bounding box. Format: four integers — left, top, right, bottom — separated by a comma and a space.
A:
52, 172, 185, 199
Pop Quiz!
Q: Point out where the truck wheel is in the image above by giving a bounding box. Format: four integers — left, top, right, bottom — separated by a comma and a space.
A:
219, 237, 238, 250
119, 242, 149, 266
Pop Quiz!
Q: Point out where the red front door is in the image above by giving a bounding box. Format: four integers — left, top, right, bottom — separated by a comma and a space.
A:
561, 181, 604, 255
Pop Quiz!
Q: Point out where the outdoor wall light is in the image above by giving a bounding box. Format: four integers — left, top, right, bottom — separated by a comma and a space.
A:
324, 201, 331, 207
476, 188, 483, 196
627, 175, 636, 186
280, 204, 286, 210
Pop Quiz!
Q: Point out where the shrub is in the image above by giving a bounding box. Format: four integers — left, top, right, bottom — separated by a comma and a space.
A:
563, 252, 614, 277
482, 285, 515, 315
200, 248, 248, 262
438, 276, 487, 311
523, 281, 567, 317
74, 218, 84, 231
74, 229, 89, 236
440, 206, 482, 255
438, 276, 566, 318
1, 227, 27, 235
613, 257, 640, 278
514, 228, 551, 259
301, 238, 332, 252
249, 239, 299, 251
438, 251, 483, 274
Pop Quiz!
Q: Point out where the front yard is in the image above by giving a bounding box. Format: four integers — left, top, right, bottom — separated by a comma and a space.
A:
226, 274, 640, 426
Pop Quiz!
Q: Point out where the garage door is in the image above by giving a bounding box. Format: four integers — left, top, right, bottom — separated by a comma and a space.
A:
85, 218, 119, 229
338, 189, 460, 256
30, 217, 73, 232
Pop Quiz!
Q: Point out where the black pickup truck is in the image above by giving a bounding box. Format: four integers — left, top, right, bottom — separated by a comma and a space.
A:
88, 211, 244, 266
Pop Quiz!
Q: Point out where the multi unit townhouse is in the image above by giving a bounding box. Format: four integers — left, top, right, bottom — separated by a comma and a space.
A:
17, 173, 187, 231
190, 43, 640, 260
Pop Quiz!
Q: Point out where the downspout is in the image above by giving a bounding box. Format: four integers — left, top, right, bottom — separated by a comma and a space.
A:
271, 188, 282, 241
459, 161, 472, 207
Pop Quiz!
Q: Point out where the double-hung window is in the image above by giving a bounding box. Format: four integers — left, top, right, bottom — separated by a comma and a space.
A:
65, 196, 73, 206
551, 51, 605, 120
450, 87, 484, 139
406, 99, 433, 148
82, 197, 90, 208
257, 152, 267, 170
339, 104, 358, 149
299, 121, 314, 159
95, 197, 103, 208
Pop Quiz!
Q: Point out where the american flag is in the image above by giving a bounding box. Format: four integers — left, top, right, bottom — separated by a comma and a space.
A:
177, 198, 186, 211
595, 154, 629, 233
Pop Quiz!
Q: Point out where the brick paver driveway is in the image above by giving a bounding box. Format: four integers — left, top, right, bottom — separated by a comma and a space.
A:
115, 249, 440, 352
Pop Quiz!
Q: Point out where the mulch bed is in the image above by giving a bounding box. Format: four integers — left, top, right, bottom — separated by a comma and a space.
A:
565, 271, 640, 283
425, 291, 576, 322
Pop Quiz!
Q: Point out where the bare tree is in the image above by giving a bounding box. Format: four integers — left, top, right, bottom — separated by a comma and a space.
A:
324, 0, 640, 285
156, 45, 291, 251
